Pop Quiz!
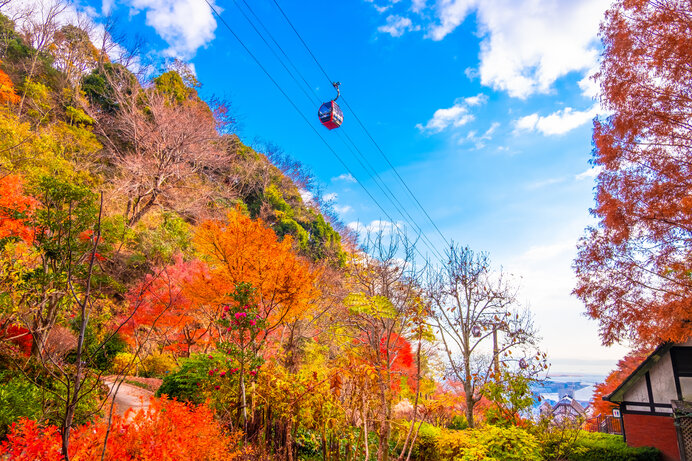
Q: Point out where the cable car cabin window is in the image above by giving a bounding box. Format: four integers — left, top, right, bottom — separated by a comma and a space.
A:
318, 102, 333, 122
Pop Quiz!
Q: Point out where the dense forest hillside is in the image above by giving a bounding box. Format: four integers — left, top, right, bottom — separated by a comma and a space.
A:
0, 2, 664, 461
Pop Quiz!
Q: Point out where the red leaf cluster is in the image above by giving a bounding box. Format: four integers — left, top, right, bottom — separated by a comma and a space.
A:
0, 396, 246, 460
0, 174, 37, 244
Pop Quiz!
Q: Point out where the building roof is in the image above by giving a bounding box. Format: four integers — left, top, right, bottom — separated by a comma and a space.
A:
553, 396, 586, 415
604, 342, 673, 403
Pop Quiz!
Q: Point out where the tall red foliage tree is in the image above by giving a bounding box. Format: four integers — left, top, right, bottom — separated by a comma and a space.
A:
574, 0, 692, 347
121, 256, 213, 358
590, 350, 648, 416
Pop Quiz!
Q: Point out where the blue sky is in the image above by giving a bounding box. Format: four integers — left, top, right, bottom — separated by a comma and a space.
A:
66, 0, 627, 375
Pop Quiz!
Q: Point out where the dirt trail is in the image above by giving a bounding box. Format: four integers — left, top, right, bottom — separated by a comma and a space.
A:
103, 379, 154, 416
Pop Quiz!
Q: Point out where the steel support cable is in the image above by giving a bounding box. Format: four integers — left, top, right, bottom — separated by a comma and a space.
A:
268, 0, 452, 251
203, 0, 436, 263
336, 129, 446, 262
230, 0, 320, 107
238, 0, 321, 105
227, 0, 446, 262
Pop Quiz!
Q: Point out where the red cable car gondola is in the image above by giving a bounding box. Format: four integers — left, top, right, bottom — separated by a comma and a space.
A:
318, 82, 343, 130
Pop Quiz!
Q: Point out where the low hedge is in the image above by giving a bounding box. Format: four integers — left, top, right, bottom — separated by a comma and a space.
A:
569, 432, 660, 461
392, 424, 661, 461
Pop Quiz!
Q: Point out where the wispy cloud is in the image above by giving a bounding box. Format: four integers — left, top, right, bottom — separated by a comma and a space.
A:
463, 121, 500, 148
526, 177, 565, 190
575, 166, 602, 181
334, 204, 353, 215
417, 94, 487, 134
348, 220, 402, 236
514, 105, 598, 136
378, 15, 420, 37
332, 173, 357, 183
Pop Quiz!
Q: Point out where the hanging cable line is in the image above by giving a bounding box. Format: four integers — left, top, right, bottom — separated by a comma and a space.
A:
203, 0, 437, 263
229, 0, 319, 107
237, 0, 320, 105
267, 0, 452, 251
224, 0, 447, 262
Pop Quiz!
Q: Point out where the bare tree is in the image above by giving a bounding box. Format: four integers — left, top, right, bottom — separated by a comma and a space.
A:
90, 82, 230, 226
428, 244, 540, 428
345, 230, 426, 461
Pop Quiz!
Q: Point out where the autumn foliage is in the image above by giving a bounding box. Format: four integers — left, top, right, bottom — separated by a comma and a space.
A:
574, 0, 692, 346
121, 256, 212, 356
192, 208, 319, 333
0, 397, 246, 460
590, 350, 648, 416
0, 174, 37, 244
0, 68, 19, 104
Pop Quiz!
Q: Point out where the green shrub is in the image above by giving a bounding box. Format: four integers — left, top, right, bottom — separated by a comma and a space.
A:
471, 425, 541, 461
0, 369, 103, 438
437, 429, 472, 460
0, 372, 43, 438
139, 352, 177, 378
569, 432, 660, 461
406, 422, 442, 460
156, 353, 218, 404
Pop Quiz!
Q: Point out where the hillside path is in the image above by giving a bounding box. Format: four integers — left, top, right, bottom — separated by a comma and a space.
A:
103, 378, 154, 416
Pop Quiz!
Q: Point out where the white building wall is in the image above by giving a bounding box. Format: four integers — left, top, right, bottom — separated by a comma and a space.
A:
650, 352, 677, 404
624, 373, 650, 403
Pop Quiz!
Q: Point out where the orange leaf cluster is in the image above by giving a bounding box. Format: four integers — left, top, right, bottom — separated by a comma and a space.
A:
0, 397, 246, 460
590, 350, 649, 416
0, 174, 37, 244
0, 68, 20, 105
192, 208, 319, 333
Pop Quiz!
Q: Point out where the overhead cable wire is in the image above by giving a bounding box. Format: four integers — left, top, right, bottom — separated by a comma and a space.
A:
228, 0, 446, 262
203, 0, 436, 263
267, 0, 452, 251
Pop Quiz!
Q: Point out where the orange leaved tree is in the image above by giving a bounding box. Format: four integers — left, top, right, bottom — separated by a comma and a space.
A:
121, 256, 214, 359
192, 208, 319, 347
574, 0, 692, 347
0, 174, 37, 243
590, 350, 648, 416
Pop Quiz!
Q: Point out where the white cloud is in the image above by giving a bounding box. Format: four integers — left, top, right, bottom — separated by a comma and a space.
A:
575, 166, 602, 181
323, 192, 338, 202
526, 177, 565, 190
299, 189, 314, 204
411, 0, 427, 13
102, 0, 115, 15
125, 0, 218, 58
428, 0, 607, 98
332, 173, 357, 183
463, 121, 499, 148
515, 105, 598, 136
334, 205, 353, 215
417, 93, 486, 134
378, 15, 420, 37
347, 220, 402, 236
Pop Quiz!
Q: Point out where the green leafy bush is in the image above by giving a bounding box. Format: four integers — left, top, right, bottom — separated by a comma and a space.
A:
437, 429, 472, 460
569, 432, 660, 461
471, 424, 541, 461
0, 372, 43, 438
156, 353, 218, 404
139, 352, 177, 378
